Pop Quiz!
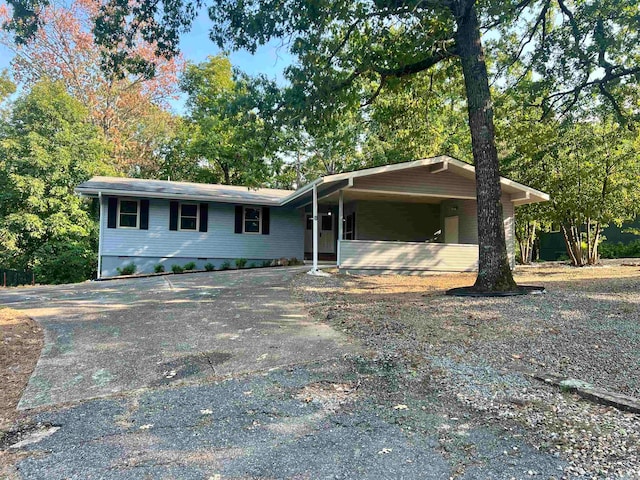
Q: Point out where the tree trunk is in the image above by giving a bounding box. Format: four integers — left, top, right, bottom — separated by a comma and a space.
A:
454, 3, 517, 291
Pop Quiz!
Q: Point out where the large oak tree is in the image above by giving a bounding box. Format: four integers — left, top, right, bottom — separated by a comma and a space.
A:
6, 0, 639, 290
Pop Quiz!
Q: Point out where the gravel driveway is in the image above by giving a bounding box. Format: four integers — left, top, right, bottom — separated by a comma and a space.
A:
0, 267, 351, 409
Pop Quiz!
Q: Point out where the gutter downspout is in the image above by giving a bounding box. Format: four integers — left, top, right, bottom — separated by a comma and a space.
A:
97, 192, 104, 280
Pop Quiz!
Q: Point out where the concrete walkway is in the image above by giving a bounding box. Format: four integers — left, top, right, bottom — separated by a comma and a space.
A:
0, 267, 352, 409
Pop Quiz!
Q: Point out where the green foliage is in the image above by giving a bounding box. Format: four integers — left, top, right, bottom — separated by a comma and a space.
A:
154, 264, 165, 273
261, 260, 272, 268
600, 241, 640, 259
33, 241, 96, 284
248, 262, 256, 268
220, 260, 231, 270
234, 258, 247, 269
0, 80, 113, 281
183, 261, 196, 270
288, 257, 303, 266
116, 262, 136, 276
204, 262, 215, 271
179, 55, 283, 186
171, 264, 184, 274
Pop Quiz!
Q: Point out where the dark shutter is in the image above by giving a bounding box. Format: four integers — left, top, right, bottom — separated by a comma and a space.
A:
199, 203, 208, 232
169, 201, 179, 231
262, 207, 270, 235
235, 206, 243, 233
140, 199, 149, 230
107, 197, 118, 228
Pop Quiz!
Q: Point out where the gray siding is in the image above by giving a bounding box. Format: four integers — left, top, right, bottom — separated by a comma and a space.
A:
100, 197, 304, 276
340, 240, 479, 272
353, 166, 477, 198
355, 201, 441, 242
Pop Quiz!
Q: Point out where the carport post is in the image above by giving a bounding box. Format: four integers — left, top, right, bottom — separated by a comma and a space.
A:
337, 190, 343, 267
312, 183, 319, 273
97, 192, 104, 280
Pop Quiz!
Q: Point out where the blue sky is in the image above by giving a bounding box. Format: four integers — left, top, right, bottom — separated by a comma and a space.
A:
0, 6, 294, 113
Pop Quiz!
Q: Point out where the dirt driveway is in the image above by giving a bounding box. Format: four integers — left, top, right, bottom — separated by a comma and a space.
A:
0, 267, 352, 409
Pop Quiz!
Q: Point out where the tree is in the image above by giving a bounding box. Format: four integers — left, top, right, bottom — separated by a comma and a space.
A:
0, 80, 114, 282
180, 55, 284, 185
8, 0, 640, 290
0, 0, 183, 174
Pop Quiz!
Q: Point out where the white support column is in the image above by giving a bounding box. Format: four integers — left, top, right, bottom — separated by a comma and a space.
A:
337, 190, 343, 267
312, 183, 319, 272
97, 192, 104, 280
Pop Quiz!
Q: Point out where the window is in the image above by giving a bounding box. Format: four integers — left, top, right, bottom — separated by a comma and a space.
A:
118, 199, 139, 228
344, 213, 354, 240
321, 214, 333, 231
179, 203, 199, 231
243, 207, 261, 234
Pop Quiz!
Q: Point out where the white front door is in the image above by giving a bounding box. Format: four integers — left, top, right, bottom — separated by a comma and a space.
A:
444, 216, 459, 244
319, 214, 335, 253
305, 214, 336, 254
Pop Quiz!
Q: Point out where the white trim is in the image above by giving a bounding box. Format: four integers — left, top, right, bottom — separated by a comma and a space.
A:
117, 198, 140, 229
178, 202, 200, 231
312, 184, 318, 272
242, 206, 262, 234
97, 192, 104, 279
346, 188, 476, 200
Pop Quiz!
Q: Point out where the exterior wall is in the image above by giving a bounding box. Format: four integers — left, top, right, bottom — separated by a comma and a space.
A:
355, 201, 441, 242
339, 240, 479, 272
352, 166, 477, 199
100, 197, 304, 276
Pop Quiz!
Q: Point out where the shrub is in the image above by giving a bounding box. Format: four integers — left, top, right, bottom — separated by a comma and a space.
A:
221, 260, 231, 270
600, 240, 640, 259
249, 262, 256, 268
261, 260, 272, 268
288, 257, 303, 266
171, 264, 184, 274
32, 241, 96, 284
154, 264, 165, 273
117, 262, 137, 276
235, 258, 247, 269
183, 261, 196, 270
204, 262, 215, 272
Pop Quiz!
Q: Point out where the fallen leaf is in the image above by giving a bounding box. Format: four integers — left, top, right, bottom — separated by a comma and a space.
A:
139, 424, 153, 430
393, 404, 409, 410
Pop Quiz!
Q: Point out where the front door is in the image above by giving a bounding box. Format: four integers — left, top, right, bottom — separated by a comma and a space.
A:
319, 214, 335, 253
444, 215, 459, 244
305, 214, 335, 254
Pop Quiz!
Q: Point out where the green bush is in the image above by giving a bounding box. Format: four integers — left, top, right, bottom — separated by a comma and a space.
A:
154, 264, 165, 273
171, 264, 184, 274
288, 257, 303, 266
117, 262, 137, 276
235, 258, 247, 269
249, 262, 256, 268
204, 262, 215, 271
600, 240, 640, 259
183, 261, 196, 270
221, 261, 231, 270
261, 260, 272, 268
32, 241, 96, 284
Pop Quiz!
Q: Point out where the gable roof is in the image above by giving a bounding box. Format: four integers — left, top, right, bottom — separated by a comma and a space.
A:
76, 156, 549, 206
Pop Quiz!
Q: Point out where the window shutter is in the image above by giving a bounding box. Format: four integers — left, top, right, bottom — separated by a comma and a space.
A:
107, 197, 118, 228
234, 206, 243, 234
140, 200, 149, 230
199, 203, 208, 232
262, 207, 270, 235
169, 201, 179, 231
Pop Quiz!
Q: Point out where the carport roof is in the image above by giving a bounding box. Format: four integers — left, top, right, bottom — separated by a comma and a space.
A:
76, 156, 549, 207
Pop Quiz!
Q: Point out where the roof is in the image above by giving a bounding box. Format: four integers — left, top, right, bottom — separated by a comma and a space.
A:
281, 156, 549, 206
75, 177, 293, 206
76, 156, 549, 206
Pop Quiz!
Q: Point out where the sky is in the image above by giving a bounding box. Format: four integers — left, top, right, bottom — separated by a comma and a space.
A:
0, 5, 294, 113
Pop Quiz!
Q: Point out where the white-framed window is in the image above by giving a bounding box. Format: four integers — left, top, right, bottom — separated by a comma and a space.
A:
118, 199, 139, 228
243, 206, 261, 234
179, 203, 199, 231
